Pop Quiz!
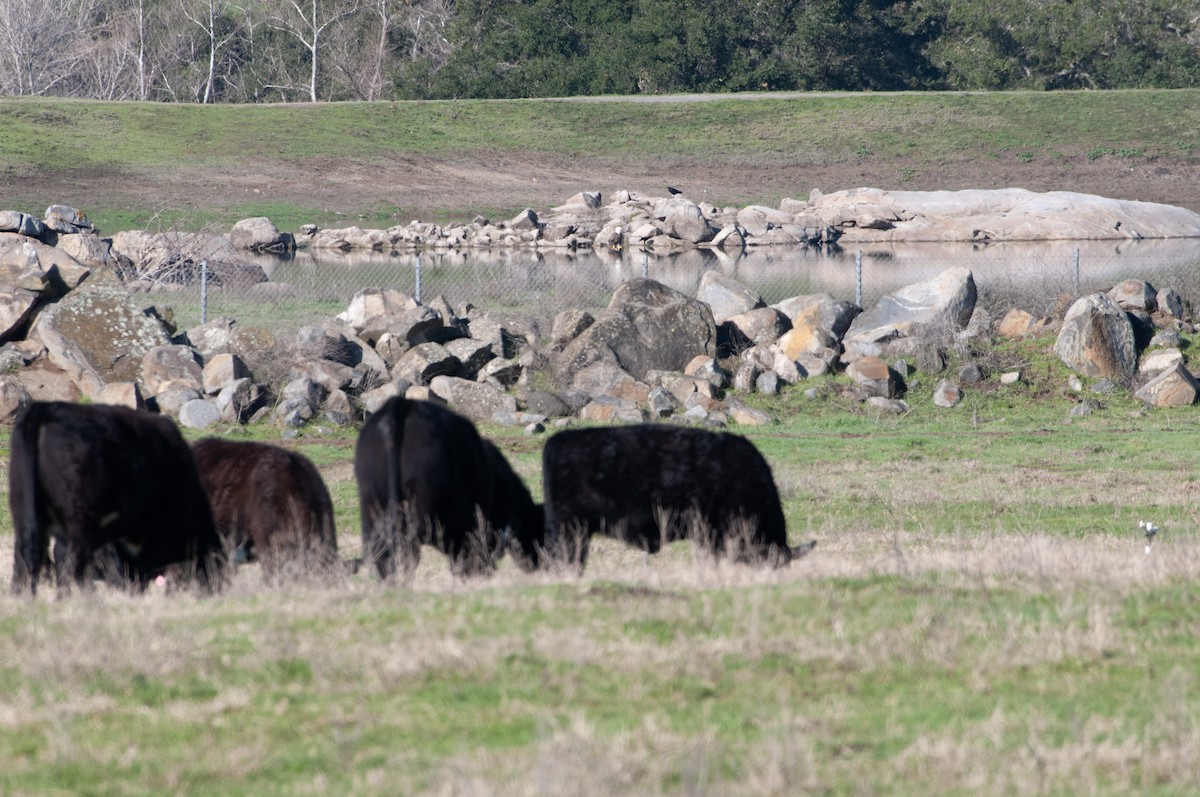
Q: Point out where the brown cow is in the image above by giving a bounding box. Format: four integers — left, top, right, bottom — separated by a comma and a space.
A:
191, 438, 340, 581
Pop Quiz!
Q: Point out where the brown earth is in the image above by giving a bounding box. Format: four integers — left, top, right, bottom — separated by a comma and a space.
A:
11, 148, 1200, 228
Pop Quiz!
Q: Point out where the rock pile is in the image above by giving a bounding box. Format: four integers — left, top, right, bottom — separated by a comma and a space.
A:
2, 201, 1198, 430
295, 187, 1200, 255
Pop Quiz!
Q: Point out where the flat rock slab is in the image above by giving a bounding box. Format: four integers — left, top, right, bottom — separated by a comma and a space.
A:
802, 188, 1200, 243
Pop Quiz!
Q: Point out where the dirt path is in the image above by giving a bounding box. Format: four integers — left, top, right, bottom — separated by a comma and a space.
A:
15, 147, 1200, 226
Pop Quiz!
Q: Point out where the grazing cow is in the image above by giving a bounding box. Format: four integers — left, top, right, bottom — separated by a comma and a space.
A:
541, 424, 815, 569
354, 397, 543, 578
9, 401, 223, 594
191, 438, 340, 581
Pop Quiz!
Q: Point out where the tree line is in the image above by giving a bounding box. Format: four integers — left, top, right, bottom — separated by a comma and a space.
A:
1, 0, 1197, 102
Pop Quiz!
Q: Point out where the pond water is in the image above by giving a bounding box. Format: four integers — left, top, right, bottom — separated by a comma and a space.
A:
225, 237, 1200, 332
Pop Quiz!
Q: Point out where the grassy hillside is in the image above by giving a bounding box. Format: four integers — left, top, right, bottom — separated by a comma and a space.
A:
2, 90, 1198, 231
1, 329, 1199, 795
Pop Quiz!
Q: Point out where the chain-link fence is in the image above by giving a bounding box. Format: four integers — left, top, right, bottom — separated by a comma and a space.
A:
170, 238, 1200, 336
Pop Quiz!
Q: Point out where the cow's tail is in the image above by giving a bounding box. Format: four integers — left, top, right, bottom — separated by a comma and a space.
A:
10, 405, 44, 594
789, 539, 817, 562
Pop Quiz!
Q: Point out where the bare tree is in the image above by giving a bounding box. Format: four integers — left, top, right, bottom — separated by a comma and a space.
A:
265, 0, 362, 101
0, 0, 99, 95
179, 0, 246, 102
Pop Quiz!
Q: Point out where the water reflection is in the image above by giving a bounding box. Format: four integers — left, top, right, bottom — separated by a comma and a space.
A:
243, 237, 1200, 323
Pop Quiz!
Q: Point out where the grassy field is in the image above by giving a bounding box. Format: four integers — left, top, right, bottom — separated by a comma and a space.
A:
1, 329, 1199, 796
2, 89, 1198, 231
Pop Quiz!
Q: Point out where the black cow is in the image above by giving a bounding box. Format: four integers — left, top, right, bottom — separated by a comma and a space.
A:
9, 401, 223, 594
354, 397, 543, 578
541, 424, 815, 569
192, 438, 340, 581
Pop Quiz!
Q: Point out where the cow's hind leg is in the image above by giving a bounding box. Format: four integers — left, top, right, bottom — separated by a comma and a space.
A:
11, 527, 46, 595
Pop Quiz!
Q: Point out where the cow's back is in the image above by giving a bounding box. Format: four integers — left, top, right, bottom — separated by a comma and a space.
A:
193, 438, 337, 576
543, 424, 788, 558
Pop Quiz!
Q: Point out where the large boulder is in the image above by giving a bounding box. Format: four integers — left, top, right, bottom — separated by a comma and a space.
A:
0, 235, 91, 296
1134, 363, 1199, 407
660, 199, 716, 244
555, 279, 717, 383
337, 288, 417, 334
27, 270, 171, 399
429, 375, 517, 421
697, 270, 761, 324
804, 188, 1200, 243
229, 217, 294, 253
842, 268, 976, 360
1054, 293, 1138, 382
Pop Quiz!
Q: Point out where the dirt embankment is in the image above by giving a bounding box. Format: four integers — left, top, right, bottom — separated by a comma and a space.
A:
11, 149, 1200, 226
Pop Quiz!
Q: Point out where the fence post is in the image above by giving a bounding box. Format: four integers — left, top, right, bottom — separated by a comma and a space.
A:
1074, 248, 1080, 296
415, 253, 422, 305
200, 259, 208, 324
855, 250, 863, 307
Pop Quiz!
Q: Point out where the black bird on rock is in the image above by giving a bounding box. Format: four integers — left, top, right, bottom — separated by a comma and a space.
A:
666, 185, 683, 196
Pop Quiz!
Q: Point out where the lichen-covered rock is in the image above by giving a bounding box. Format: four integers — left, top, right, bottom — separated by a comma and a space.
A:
28, 270, 170, 399
557, 279, 716, 383
1054, 293, 1138, 382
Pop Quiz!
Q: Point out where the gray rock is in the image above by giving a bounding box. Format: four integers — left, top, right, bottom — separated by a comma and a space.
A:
25, 270, 171, 400
43, 204, 94, 234
551, 309, 595, 345
95, 381, 145, 410
755, 371, 780, 395
360, 381, 404, 416
229, 217, 293, 253
646, 386, 679, 418
392, 342, 460, 385
866, 396, 910, 414
1055, 293, 1138, 382
1139, 348, 1184, 374
0, 211, 45, 238
733, 361, 760, 392
178, 399, 221, 429
429, 375, 517, 421
726, 306, 791, 347
519, 389, 571, 417
321, 389, 355, 425
580, 395, 642, 423
959, 363, 986, 384
142, 345, 204, 396
933, 379, 961, 408
846, 356, 899, 398
662, 199, 715, 244
1107, 279, 1157, 314
843, 268, 976, 359
557, 279, 716, 384
337, 288, 416, 333
773, 293, 861, 340
275, 396, 315, 427
729, 402, 773, 426
1157, 287, 1184, 319
445, 337, 495, 379
202, 352, 250, 395
155, 386, 203, 417
696, 270, 761, 324
0, 375, 31, 422
480, 357, 523, 388
215, 378, 261, 423
1134, 363, 1199, 407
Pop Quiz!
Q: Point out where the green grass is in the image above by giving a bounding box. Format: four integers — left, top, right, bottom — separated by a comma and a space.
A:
3, 346, 1200, 794
2, 90, 1198, 230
